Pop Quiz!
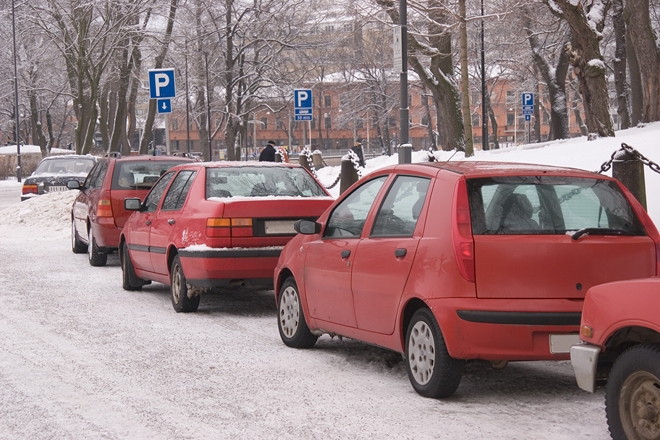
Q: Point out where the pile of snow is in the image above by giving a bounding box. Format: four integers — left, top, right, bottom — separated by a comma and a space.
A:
0, 144, 74, 155
0, 190, 78, 239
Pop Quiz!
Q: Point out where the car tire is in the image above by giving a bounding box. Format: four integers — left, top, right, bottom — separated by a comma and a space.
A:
277, 277, 318, 348
71, 218, 87, 254
606, 344, 660, 440
170, 255, 200, 313
87, 226, 107, 267
121, 243, 144, 291
405, 308, 464, 398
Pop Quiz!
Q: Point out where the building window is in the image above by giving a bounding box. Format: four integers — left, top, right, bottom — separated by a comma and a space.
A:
325, 116, 332, 129
343, 23, 352, 32
171, 118, 179, 131
471, 92, 480, 104
325, 25, 335, 32
311, 119, 316, 129
324, 95, 332, 107
356, 118, 363, 129
472, 114, 480, 126
408, 95, 412, 107
506, 113, 515, 126
276, 117, 284, 130
543, 111, 549, 124
506, 90, 515, 104
260, 117, 268, 130
421, 115, 429, 126
388, 116, 397, 127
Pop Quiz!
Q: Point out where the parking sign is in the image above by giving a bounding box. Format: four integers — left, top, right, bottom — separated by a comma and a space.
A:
521, 93, 534, 107
149, 69, 176, 99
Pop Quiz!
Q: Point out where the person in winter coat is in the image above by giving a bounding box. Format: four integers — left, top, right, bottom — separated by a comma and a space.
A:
259, 140, 277, 162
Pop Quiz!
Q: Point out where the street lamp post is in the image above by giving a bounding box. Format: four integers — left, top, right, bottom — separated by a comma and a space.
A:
12, 0, 22, 182
185, 42, 191, 153
204, 52, 212, 161
481, 0, 488, 151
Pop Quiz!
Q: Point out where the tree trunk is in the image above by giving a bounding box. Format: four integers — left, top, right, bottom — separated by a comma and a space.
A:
628, 42, 643, 126
612, 0, 630, 129
623, 0, 660, 122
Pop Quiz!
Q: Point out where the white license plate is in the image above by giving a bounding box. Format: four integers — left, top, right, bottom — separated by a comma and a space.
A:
48, 186, 67, 192
549, 334, 580, 354
265, 220, 296, 235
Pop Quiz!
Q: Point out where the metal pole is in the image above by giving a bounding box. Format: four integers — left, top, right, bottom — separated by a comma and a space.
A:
185, 43, 191, 153
204, 52, 212, 161
399, 0, 409, 163
481, 0, 488, 151
12, 0, 22, 182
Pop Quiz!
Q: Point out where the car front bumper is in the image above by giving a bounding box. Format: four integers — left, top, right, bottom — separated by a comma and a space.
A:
570, 343, 601, 393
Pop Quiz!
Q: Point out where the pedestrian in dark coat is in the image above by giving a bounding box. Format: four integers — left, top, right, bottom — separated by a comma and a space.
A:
259, 140, 276, 162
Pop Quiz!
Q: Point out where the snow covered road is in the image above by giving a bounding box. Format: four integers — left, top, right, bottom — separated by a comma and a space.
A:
0, 191, 609, 439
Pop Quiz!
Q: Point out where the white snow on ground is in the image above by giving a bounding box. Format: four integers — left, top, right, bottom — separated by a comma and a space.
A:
1, 123, 660, 439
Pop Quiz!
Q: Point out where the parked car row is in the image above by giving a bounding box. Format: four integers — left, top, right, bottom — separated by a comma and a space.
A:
21, 155, 98, 201
64, 155, 660, 438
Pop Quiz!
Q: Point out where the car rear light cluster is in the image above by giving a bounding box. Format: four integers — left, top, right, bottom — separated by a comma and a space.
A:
452, 179, 475, 283
22, 184, 38, 195
96, 199, 114, 217
206, 218, 253, 238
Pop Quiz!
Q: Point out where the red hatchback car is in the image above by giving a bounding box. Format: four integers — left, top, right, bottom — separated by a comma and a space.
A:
274, 161, 660, 398
69, 153, 194, 266
120, 162, 334, 313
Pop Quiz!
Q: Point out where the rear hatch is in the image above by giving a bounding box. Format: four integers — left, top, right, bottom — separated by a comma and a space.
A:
467, 175, 657, 299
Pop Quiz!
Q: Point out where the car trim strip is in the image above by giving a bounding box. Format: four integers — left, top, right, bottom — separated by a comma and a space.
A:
456, 310, 581, 326
179, 247, 283, 259
126, 244, 166, 254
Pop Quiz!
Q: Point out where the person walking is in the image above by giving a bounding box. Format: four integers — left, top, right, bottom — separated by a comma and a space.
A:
259, 140, 277, 162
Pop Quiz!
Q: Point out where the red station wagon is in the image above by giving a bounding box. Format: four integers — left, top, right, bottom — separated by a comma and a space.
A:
274, 161, 660, 398
120, 162, 334, 312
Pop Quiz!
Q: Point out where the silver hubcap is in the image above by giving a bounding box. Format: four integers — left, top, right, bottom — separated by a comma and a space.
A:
408, 320, 436, 386
620, 370, 660, 440
172, 264, 182, 304
279, 286, 300, 338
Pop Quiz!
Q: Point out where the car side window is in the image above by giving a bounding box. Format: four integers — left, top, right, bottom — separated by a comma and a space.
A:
162, 171, 197, 211
324, 176, 387, 238
143, 171, 176, 212
371, 176, 431, 237
84, 163, 100, 188
89, 162, 108, 188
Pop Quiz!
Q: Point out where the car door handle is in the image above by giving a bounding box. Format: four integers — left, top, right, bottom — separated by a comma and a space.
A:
146, 220, 151, 226
341, 250, 351, 259
168, 219, 175, 225
395, 248, 407, 258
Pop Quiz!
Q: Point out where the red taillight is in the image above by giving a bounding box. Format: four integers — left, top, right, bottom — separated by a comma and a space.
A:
97, 199, 113, 217
22, 184, 38, 195
452, 178, 475, 282
206, 218, 253, 238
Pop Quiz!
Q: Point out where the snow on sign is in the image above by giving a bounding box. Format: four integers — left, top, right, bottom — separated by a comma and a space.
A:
157, 99, 172, 114
149, 68, 176, 99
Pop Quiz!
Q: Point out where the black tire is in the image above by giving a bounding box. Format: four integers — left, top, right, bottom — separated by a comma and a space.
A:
606, 344, 660, 440
405, 308, 464, 398
170, 255, 200, 313
121, 243, 144, 291
87, 226, 107, 267
71, 218, 87, 254
277, 277, 318, 348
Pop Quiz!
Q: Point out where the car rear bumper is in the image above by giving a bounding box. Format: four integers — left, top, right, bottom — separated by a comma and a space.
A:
179, 246, 283, 288
570, 343, 600, 392
93, 218, 121, 249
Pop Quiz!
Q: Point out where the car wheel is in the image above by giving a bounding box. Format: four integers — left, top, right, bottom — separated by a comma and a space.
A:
71, 218, 87, 254
405, 308, 464, 398
121, 243, 144, 291
277, 277, 318, 348
170, 255, 200, 313
87, 226, 107, 267
606, 344, 660, 440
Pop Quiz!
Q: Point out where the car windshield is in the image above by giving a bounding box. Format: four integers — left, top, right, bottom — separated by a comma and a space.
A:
205, 166, 326, 198
111, 161, 189, 190
34, 157, 95, 175
467, 176, 645, 235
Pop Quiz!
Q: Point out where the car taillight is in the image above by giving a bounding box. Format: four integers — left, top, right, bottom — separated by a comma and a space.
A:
22, 184, 38, 195
452, 178, 475, 283
97, 199, 113, 217
206, 218, 253, 238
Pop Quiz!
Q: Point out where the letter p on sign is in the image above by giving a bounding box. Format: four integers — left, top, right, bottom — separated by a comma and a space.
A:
294, 89, 312, 110
149, 69, 176, 99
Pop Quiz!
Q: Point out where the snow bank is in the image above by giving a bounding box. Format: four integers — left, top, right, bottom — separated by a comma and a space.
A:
0, 190, 78, 240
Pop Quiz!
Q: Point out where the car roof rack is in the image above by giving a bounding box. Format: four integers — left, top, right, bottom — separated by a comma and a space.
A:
105, 151, 122, 158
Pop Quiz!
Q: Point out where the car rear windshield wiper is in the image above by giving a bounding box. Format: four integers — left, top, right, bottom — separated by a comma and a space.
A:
571, 228, 637, 240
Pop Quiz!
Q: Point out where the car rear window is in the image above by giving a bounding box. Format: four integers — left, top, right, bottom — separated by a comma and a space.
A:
111, 161, 189, 190
34, 158, 95, 175
467, 176, 645, 235
205, 166, 326, 198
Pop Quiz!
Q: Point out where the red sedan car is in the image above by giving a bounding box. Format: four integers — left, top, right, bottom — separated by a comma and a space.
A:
120, 162, 333, 313
274, 161, 660, 398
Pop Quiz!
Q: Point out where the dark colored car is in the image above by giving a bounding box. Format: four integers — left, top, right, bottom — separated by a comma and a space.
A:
273, 161, 660, 398
69, 153, 194, 266
120, 162, 334, 313
21, 155, 97, 201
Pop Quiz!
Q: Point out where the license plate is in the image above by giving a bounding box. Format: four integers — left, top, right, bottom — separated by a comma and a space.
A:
265, 220, 296, 235
48, 186, 67, 192
549, 334, 580, 354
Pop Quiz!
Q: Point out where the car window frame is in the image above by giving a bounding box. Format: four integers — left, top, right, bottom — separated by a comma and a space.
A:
142, 171, 177, 213
161, 170, 197, 211
369, 175, 431, 238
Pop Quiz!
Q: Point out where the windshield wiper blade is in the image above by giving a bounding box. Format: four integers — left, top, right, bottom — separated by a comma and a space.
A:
571, 228, 636, 240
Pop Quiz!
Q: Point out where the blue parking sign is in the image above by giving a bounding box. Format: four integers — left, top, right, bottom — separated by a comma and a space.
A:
149, 69, 176, 99
521, 93, 534, 107
294, 89, 313, 110
157, 99, 172, 114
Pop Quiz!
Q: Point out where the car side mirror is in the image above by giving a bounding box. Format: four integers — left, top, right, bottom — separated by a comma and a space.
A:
124, 198, 142, 211
294, 219, 321, 235
66, 180, 81, 190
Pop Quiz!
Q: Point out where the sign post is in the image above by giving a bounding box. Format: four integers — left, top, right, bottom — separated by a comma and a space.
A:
521, 93, 534, 144
149, 68, 176, 154
294, 89, 313, 148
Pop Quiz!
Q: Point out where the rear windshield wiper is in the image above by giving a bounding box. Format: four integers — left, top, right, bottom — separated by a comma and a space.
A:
571, 228, 636, 240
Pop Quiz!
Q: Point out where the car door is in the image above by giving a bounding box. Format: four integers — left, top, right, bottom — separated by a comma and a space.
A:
304, 176, 387, 328
77, 161, 108, 240
149, 170, 198, 275
351, 175, 431, 334
126, 172, 176, 274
